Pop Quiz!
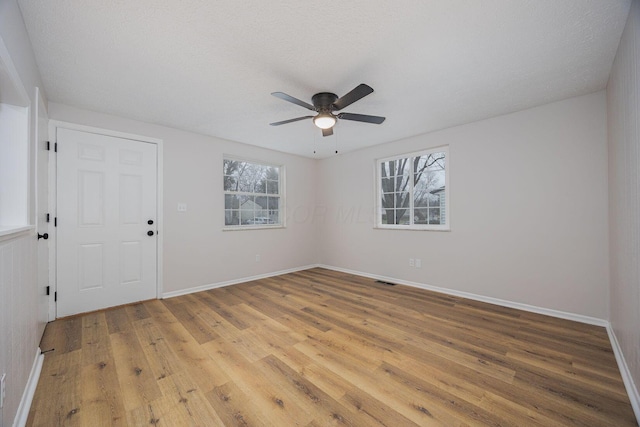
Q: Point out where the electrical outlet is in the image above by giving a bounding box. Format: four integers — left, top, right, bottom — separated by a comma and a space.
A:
416, 259, 422, 268
256, 254, 261, 262
0, 372, 6, 409
409, 258, 414, 267
177, 203, 187, 212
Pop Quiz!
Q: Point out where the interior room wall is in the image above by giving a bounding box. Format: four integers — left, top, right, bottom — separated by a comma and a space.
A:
0, 1, 48, 425
47, 103, 319, 295
607, 0, 640, 413
317, 91, 609, 320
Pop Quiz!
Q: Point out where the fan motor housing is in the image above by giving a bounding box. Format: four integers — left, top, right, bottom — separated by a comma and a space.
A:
312, 92, 338, 111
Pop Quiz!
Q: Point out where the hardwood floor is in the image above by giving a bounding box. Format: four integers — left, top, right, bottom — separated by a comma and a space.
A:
27, 268, 637, 426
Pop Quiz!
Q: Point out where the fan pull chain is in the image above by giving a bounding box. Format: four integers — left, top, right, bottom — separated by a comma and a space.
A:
313, 125, 318, 155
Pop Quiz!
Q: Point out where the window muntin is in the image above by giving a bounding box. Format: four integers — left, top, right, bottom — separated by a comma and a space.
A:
223, 158, 282, 228
377, 147, 448, 230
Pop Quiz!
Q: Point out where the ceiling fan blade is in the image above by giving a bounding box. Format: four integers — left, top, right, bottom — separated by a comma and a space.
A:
338, 112, 385, 124
269, 116, 314, 126
332, 84, 374, 110
271, 92, 315, 110
322, 127, 333, 137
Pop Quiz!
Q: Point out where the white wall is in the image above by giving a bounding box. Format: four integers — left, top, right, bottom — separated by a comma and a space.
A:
608, 0, 640, 412
317, 91, 609, 319
47, 103, 319, 294
0, 235, 38, 427
0, 1, 48, 425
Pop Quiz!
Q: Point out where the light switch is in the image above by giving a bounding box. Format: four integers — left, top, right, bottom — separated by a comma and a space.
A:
177, 203, 187, 212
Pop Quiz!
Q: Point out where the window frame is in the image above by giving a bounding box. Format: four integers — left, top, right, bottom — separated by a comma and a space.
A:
0, 39, 32, 236
222, 156, 285, 230
375, 146, 450, 231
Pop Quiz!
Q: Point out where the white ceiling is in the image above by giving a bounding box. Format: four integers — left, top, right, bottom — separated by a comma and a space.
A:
18, 0, 631, 158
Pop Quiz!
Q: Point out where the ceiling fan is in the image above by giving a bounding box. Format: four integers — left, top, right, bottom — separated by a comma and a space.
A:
269, 83, 385, 137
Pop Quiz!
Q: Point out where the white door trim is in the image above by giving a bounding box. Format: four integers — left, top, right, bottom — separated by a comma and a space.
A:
48, 120, 164, 318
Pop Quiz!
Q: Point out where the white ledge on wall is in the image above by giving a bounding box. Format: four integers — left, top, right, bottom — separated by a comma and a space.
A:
0, 225, 34, 241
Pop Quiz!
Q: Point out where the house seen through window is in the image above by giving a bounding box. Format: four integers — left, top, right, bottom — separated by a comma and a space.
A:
224, 158, 282, 228
377, 147, 449, 230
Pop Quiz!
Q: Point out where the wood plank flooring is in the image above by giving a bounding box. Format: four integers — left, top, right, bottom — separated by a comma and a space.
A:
27, 268, 637, 426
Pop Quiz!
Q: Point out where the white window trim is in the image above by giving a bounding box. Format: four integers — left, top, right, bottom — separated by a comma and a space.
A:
375, 146, 450, 231
223, 156, 285, 230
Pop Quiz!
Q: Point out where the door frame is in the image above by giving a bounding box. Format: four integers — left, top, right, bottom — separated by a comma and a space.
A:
48, 120, 164, 319
34, 86, 50, 329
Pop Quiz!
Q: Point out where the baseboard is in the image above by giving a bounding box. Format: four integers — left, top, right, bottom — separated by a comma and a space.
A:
13, 347, 44, 427
317, 264, 608, 327
162, 264, 321, 299
606, 325, 640, 424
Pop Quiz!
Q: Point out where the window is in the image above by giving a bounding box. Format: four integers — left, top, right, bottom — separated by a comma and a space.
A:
0, 41, 31, 235
223, 158, 282, 228
377, 147, 448, 230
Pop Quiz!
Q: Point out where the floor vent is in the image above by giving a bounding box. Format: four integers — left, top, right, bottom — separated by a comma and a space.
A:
375, 280, 397, 286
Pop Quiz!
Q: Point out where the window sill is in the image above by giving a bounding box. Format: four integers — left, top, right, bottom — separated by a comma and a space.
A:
0, 225, 35, 241
223, 225, 285, 231
374, 225, 451, 232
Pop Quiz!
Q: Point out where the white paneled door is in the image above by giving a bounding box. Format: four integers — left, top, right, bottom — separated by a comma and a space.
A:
56, 128, 158, 317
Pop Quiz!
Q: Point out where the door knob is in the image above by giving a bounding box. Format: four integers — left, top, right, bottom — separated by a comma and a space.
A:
148, 220, 154, 225
147, 230, 154, 236
38, 233, 49, 240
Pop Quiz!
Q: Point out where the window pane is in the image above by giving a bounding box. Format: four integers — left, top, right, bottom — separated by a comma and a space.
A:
223, 160, 239, 177
393, 157, 409, 177
428, 208, 441, 224
225, 194, 240, 209
255, 196, 267, 209
414, 172, 430, 200
427, 152, 446, 171
413, 208, 428, 224
240, 195, 254, 224
395, 192, 409, 209
238, 172, 254, 192
380, 175, 395, 193
266, 166, 279, 179
381, 160, 395, 178
414, 193, 429, 208
267, 196, 279, 210
395, 172, 410, 192
266, 180, 278, 194
381, 194, 394, 210
395, 209, 410, 225
225, 210, 240, 226
241, 209, 254, 224
381, 208, 393, 224
223, 175, 237, 191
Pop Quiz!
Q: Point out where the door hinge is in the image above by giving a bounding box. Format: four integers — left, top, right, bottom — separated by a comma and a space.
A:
54, 292, 57, 302
55, 142, 58, 152
46, 140, 50, 151
54, 217, 57, 227
46, 285, 50, 295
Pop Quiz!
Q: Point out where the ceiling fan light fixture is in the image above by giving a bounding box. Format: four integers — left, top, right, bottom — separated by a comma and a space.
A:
270, 85, 385, 137
313, 113, 336, 129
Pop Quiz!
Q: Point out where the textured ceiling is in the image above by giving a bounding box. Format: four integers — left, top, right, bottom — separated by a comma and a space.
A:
18, 0, 631, 158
